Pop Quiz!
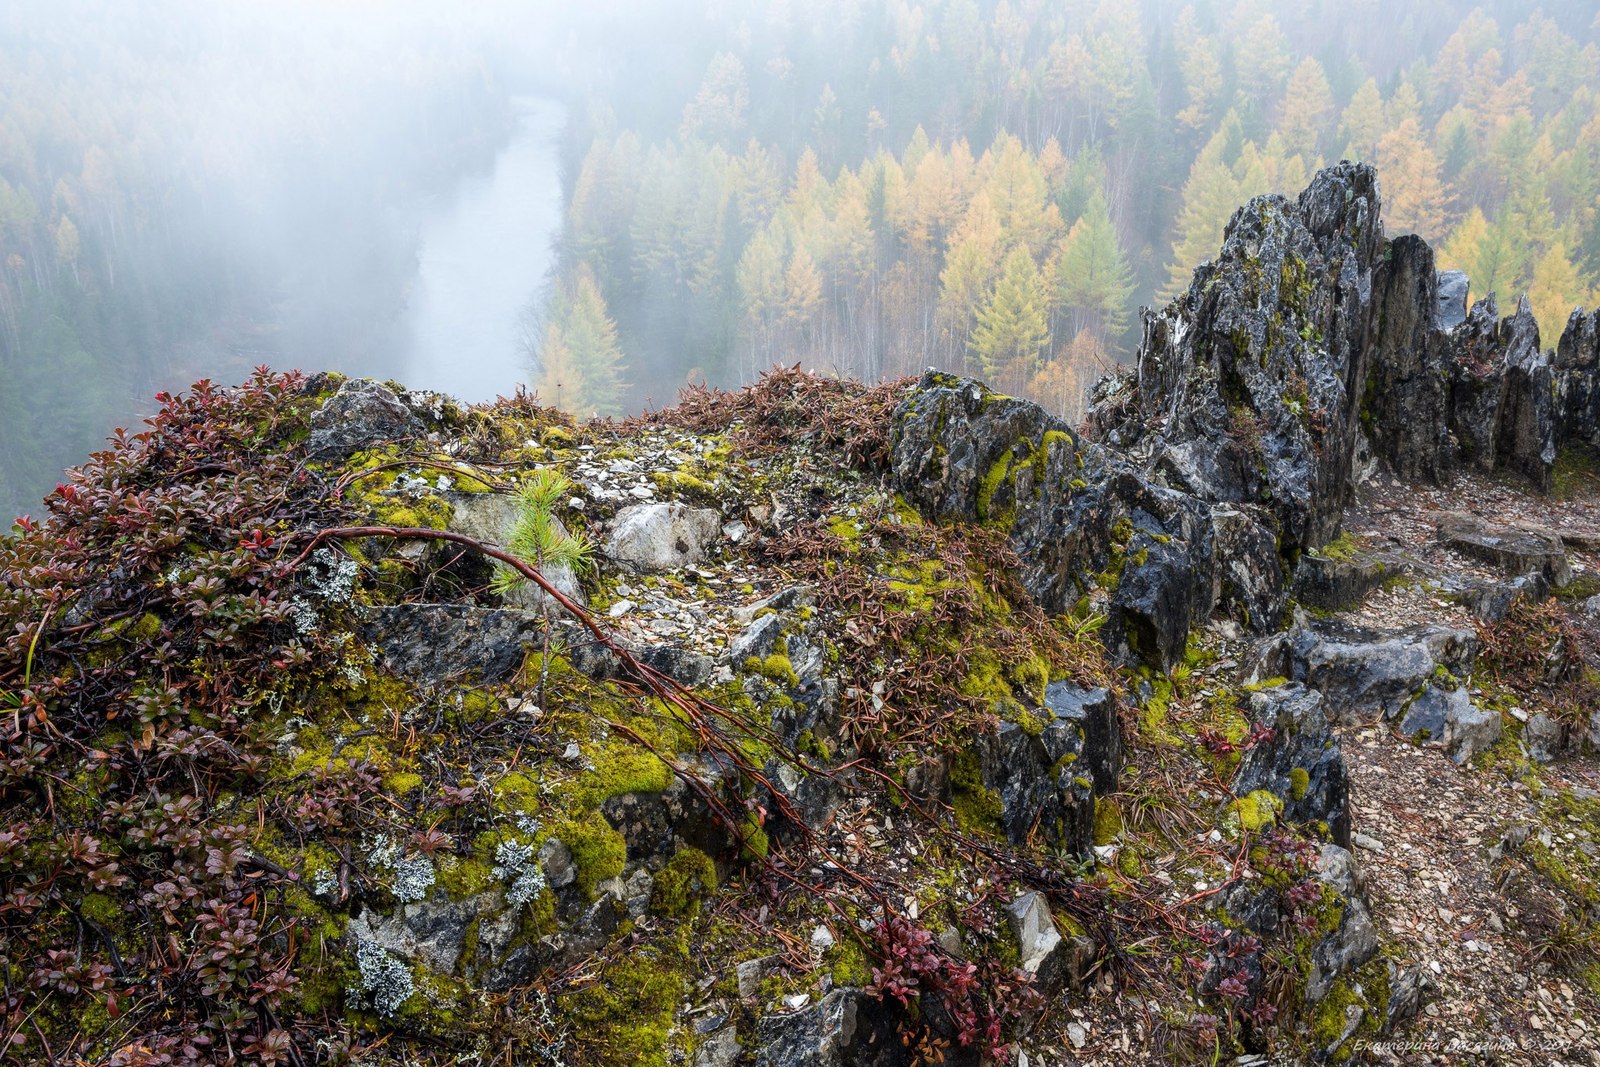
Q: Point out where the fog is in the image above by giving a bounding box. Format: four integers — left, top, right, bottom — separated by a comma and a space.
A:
2, 0, 1598, 516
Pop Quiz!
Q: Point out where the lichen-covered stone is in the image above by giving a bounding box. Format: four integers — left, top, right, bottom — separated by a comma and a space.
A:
604, 501, 722, 573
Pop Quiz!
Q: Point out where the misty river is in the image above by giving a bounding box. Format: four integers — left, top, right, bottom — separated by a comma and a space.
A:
402, 96, 565, 403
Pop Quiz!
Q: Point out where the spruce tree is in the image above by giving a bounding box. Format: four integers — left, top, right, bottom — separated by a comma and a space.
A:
971, 246, 1049, 392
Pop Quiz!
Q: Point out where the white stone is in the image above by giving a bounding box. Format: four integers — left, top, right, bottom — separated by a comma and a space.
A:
604, 502, 722, 573
1005, 891, 1062, 976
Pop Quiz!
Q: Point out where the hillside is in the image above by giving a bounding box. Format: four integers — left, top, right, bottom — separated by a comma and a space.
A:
1, 163, 1598, 1066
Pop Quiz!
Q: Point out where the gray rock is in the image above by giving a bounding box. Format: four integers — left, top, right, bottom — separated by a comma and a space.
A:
604, 502, 722, 573
1438, 512, 1571, 587
970, 720, 1094, 855
1442, 703, 1502, 764
1005, 891, 1062, 976
1306, 897, 1379, 1002
1525, 712, 1565, 763
362, 604, 543, 684
1368, 236, 1453, 483
1435, 270, 1470, 330
1232, 683, 1350, 847
695, 1027, 741, 1067
598, 753, 736, 864
1397, 684, 1471, 743
633, 644, 718, 688
765, 758, 848, 834
736, 955, 778, 999
751, 989, 903, 1067
731, 613, 787, 664
539, 837, 576, 889
1316, 844, 1365, 901
889, 372, 1261, 671
308, 378, 421, 459
1209, 506, 1289, 633
1291, 550, 1390, 612
1261, 620, 1478, 723
1042, 681, 1119, 794
1094, 163, 1384, 553
1383, 965, 1438, 1034
348, 886, 519, 985
1494, 297, 1557, 492
1554, 307, 1600, 447
1451, 571, 1551, 621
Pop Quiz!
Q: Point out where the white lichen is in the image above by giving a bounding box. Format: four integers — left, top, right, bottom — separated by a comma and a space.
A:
367, 834, 436, 904
353, 937, 414, 1016
391, 853, 436, 904
493, 839, 547, 908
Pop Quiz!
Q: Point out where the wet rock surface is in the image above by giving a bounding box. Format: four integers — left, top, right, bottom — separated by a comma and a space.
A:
362, 603, 544, 683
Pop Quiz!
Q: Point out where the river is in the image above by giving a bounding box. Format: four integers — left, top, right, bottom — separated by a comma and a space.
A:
402, 96, 566, 403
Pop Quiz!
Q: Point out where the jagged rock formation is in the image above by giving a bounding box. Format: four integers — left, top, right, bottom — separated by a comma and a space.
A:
2, 164, 1597, 1067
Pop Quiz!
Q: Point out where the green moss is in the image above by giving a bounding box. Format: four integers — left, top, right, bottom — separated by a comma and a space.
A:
1309, 977, 1365, 1062
1552, 445, 1600, 500
650, 847, 717, 918
746, 652, 799, 688
384, 771, 423, 796
81, 892, 124, 931
1313, 533, 1359, 562
1093, 797, 1123, 845
950, 748, 1002, 836
556, 811, 628, 898
1233, 789, 1283, 832
827, 937, 872, 986
741, 813, 771, 860
1289, 766, 1310, 802
436, 855, 496, 900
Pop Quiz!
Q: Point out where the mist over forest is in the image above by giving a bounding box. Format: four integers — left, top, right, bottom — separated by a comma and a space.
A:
3, 0, 1600, 517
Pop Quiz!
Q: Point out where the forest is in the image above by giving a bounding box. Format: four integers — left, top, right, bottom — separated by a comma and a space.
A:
535, 0, 1600, 422
3, 0, 1600, 514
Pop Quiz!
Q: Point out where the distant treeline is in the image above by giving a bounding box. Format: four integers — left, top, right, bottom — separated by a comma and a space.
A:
533, 0, 1600, 424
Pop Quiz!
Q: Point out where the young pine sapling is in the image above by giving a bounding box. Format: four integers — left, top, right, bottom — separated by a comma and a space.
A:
492, 469, 593, 702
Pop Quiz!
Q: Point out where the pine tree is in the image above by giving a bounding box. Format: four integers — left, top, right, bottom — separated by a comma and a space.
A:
937, 196, 1003, 370
1175, 10, 1222, 132
1053, 190, 1134, 344
982, 135, 1061, 256
1376, 118, 1449, 239
1441, 207, 1519, 304
1338, 79, 1385, 160
1530, 242, 1594, 338
1026, 329, 1105, 425
1235, 14, 1292, 108
534, 271, 627, 419
1163, 120, 1242, 300
1277, 58, 1333, 160
680, 52, 749, 143
971, 246, 1049, 393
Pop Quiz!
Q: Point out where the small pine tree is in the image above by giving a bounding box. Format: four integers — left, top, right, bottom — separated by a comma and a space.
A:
971, 246, 1050, 391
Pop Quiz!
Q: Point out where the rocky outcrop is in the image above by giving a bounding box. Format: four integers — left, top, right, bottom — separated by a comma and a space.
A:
1246, 620, 1477, 723
1096, 163, 1384, 553
308, 378, 423, 459
1555, 308, 1600, 447
362, 604, 545, 684
752, 990, 907, 1067
890, 373, 1281, 669
1368, 235, 1453, 483
1437, 511, 1572, 587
